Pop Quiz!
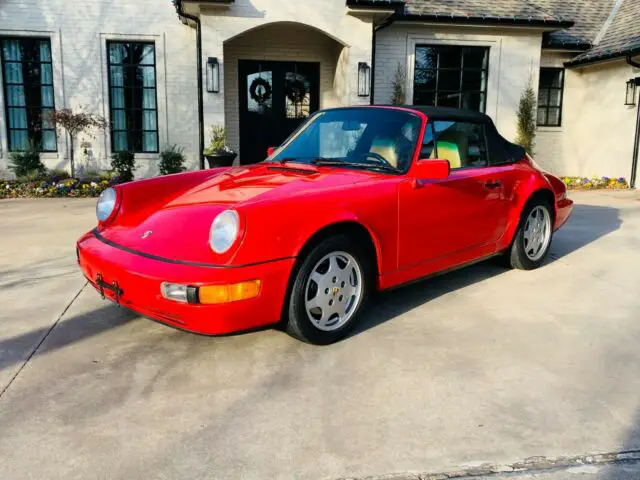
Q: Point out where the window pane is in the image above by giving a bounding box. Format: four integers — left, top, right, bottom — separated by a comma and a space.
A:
42, 130, 56, 151
142, 89, 156, 109
438, 69, 461, 91
4, 62, 23, 83
6, 85, 26, 106
538, 89, 549, 107
143, 132, 157, 152
142, 110, 156, 130
537, 107, 547, 125
438, 46, 462, 68
114, 132, 128, 151
41, 108, 54, 128
548, 89, 561, 107
140, 45, 155, 65
110, 66, 124, 86
39, 41, 51, 62
414, 90, 434, 106
40, 63, 53, 84
3, 40, 22, 61
109, 44, 126, 64
415, 47, 437, 89
463, 47, 488, 69
110, 88, 125, 109
547, 107, 560, 126
10, 130, 29, 150
138, 66, 155, 87
41, 85, 54, 107
8, 107, 27, 128
247, 71, 273, 114
461, 92, 484, 111
436, 91, 460, 108
415, 69, 437, 89
461, 70, 484, 91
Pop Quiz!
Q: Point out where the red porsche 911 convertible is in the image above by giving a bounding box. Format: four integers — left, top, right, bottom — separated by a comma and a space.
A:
77, 106, 572, 344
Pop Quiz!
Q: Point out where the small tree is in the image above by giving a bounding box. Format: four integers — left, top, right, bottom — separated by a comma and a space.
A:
391, 63, 406, 106
48, 108, 108, 178
515, 79, 537, 155
9, 143, 46, 179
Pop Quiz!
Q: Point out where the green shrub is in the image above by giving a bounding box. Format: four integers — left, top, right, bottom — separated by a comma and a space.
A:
159, 145, 186, 175
9, 147, 46, 179
110, 151, 136, 183
99, 170, 117, 181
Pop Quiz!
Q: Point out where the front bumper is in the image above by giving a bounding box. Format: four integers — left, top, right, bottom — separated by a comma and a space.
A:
77, 231, 295, 335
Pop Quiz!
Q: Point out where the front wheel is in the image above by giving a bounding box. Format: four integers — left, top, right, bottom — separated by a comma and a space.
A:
286, 235, 372, 345
508, 200, 554, 270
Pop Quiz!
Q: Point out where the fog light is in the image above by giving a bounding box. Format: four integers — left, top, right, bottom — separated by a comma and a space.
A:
161, 283, 198, 304
199, 280, 261, 305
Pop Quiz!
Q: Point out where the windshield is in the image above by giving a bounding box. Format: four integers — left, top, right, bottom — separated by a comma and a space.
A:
268, 108, 422, 173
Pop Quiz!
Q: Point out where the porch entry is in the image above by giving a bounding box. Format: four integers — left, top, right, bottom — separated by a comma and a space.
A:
238, 60, 320, 164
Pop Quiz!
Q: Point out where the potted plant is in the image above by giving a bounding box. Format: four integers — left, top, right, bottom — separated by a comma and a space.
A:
203, 125, 237, 168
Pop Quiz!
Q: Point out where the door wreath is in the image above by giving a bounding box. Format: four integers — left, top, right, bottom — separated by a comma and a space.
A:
285, 78, 308, 103
249, 77, 272, 105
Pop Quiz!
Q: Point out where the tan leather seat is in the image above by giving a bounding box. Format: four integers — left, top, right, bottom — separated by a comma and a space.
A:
429, 131, 468, 169
369, 136, 399, 168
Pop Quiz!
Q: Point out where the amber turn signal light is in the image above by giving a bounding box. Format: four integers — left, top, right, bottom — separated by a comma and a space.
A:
198, 280, 261, 305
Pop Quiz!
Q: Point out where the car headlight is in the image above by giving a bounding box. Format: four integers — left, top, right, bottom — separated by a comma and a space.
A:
209, 210, 240, 254
96, 187, 118, 222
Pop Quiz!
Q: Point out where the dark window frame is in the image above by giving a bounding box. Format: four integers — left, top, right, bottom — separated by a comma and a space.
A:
106, 40, 159, 154
537, 67, 564, 127
413, 45, 490, 113
0, 36, 57, 152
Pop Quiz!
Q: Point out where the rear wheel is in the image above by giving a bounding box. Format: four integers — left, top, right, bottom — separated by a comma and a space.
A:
508, 200, 554, 270
286, 235, 372, 345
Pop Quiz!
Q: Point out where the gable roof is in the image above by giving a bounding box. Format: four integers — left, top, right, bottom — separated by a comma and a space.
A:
566, 0, 640, 66
530, 0, 617, 49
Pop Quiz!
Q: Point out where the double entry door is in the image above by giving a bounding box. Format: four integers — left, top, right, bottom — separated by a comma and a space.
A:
238, 60, 320, 165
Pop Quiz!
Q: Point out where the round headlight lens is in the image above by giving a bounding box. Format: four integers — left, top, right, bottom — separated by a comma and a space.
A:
96, 188, 117, 222
209, 210, 240, 254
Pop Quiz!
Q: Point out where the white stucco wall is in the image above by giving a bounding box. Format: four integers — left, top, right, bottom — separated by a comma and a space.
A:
198, 0, 374, 154
222, 23, 345, 156
0, 0, 200, 177
536, 52, 640, 181
374, 23, 543, 143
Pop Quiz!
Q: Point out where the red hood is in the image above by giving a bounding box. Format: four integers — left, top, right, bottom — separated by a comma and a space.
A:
98, 164, 377, 263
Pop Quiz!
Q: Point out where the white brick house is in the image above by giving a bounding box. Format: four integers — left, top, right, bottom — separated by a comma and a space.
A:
1, 0, 639, 185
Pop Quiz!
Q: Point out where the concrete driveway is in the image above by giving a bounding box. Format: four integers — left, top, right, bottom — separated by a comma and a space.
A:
1, 191, 639, 480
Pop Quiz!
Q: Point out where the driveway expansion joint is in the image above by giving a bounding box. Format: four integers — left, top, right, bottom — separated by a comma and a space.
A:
340, 449, 640, 480
0, 281, 88, 399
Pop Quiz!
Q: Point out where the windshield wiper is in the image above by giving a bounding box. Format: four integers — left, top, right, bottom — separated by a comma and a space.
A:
312, 158, 400, 173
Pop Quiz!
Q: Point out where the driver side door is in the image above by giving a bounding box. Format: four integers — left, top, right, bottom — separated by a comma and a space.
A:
398, 119, 507, 270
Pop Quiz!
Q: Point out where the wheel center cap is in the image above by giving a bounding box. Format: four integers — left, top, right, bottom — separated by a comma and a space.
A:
331, 287, 340, 296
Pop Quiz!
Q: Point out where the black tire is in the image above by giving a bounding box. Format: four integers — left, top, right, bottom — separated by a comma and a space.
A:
507, 199, 554, 270
286, 234, 373, 345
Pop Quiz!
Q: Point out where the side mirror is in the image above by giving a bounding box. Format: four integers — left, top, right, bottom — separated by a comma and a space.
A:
267, 146, 276, 157
411, 159, 450, 181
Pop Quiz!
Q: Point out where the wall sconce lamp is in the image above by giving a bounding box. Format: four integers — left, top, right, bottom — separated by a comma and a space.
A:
625, 78, 638, 106
358, 62, 371, 97
207, 57, 220, 93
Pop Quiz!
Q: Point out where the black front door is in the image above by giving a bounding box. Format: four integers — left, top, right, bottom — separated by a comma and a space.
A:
238, 60, 320, 164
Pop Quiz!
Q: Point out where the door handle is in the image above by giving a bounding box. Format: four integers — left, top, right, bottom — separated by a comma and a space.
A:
484, 180, 501, 189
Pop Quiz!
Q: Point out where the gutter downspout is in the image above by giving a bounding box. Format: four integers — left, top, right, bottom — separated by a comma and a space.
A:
371, 12, 398, 105
175, 2, 205, 170
627, 56, 640, 188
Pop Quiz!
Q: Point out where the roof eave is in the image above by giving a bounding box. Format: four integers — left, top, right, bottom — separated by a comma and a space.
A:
565, 45, 640, 67
396, 14, 573, 30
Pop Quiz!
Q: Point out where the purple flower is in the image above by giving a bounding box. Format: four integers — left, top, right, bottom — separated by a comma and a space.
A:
582, 178, 590, 184
602, 176, 609, 181
618, 177, 626, 183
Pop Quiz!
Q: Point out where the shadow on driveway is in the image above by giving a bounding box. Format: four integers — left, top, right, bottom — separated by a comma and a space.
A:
0, 203, 622, 374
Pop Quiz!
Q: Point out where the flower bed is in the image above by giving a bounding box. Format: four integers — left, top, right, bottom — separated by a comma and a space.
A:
0, 178, 115, 199
562, 176, 629, 190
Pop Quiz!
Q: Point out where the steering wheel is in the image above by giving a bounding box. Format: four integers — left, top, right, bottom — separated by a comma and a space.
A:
357, 151, 395, 169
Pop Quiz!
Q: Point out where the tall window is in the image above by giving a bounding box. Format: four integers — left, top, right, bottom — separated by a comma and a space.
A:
107, 41, 158, 153
537, 68, 564, 127
1, 37, 56, 151
414, 45, 489, 112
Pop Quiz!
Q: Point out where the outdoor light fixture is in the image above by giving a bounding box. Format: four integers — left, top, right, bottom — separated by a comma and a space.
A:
358, 62, 371, 97
625, 78, 637, 106
207, 57, 220, 93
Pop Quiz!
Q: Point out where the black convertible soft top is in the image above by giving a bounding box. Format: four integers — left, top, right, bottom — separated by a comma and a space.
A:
407, 106, 527, 164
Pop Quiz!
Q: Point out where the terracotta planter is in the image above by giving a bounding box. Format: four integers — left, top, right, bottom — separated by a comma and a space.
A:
205, 152, 237, 168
